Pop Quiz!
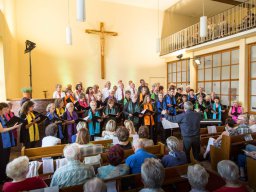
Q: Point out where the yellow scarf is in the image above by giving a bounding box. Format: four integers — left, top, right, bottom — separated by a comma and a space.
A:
26, 112, 39, 142
56, 108, 65, 117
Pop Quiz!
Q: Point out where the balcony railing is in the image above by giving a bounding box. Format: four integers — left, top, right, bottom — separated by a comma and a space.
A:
161, 0, 256, 55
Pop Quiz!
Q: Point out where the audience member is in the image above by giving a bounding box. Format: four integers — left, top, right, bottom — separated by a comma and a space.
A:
102, 119, 117, 140
138, 126, 154, 147
214, 160, 248, 192
236, 115, 251, 135
187, 164, 209, 192
42, 123, 61, 147
125, 139, 156, 174
116, 126, 132, 150
50, 144, 95, 188
3, 156, 47, 192
161, 136, 187, 168
139, 158, 165, 192
97, 145, 129, 179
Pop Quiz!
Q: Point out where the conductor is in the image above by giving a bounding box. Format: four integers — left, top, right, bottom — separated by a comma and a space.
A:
161, 101, 203, 162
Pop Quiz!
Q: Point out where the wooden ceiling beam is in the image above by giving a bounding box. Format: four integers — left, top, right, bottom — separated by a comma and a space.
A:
211, 0, 243, 6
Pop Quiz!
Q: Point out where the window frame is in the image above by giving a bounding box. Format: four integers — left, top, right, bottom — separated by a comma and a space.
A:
196, 47, 239, 106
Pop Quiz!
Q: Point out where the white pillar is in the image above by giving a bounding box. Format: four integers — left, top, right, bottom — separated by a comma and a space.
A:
239, 38, 248, 112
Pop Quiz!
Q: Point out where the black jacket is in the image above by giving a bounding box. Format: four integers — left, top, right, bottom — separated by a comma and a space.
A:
164, 110, 203, 137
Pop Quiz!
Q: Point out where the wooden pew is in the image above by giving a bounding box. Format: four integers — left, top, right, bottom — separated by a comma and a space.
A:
35, 142, 165, 176
21, 144, 67, 160
91, 139, 113, 148
59, 165, 225, 192
22, 139, 113, 160
100, 142, 165, 165
247, 157, 256, 191
210, 133, 256, 170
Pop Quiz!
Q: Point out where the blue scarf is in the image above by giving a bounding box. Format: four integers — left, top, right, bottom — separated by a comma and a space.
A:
0, 116, 15, 148
88, 110, 101, 135
46, 112, 64, 139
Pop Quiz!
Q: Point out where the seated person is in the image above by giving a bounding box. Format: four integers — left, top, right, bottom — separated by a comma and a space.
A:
187, 164, 209, 192
42, 124, 61, 147
238, 144, 256, 180
138, 126, 154, 147
72, 121, 86, 143
139, 158, 165, 192
50, 144, 95, 188
161, 136, 187, 168
83, 178, 107, 192
124, 120, 138, 137
204, 118, 237, 159
75, 125, 103, 157
214, 160, 248, 192
249, 115, 256, 133
236, 115, 251, 135
97, 145, 129, 179
125, 139, 156, 174
3, 156, 47, 192
116, 126, 132, 150
102, 119, 117, 140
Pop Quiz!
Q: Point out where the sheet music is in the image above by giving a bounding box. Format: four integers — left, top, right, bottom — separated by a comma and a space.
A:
207, 126, 217, 134
141, 109, 146, 114
161, 118, 179, 129
112, 137, 119, 145
55, 158, 68, 170
83, 116, 90, 121
133, 134, 139, 142
42, 158, 54, 174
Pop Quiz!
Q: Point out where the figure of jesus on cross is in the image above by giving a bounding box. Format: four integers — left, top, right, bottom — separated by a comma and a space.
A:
85, 22, 118, 79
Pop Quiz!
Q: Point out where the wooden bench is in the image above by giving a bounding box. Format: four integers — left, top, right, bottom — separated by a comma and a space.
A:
210, 133, 256, 170
59, 165, 225, 192
101, 142, 165, 165
21, 144, 67, 160
91, 139, 113, 148
247, 157, 256, 191
22, 139, 114, 160
34, 142, 165, 176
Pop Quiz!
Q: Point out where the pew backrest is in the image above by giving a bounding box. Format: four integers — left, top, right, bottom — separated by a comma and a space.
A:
21, 144, 67, 160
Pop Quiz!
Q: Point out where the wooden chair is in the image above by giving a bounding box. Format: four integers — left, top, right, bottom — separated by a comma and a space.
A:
210, 133, 256, 170
247, 157, 256, 191
21, 144, 66, 160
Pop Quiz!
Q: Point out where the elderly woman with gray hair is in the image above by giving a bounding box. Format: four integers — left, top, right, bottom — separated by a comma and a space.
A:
161, 136, 187, 168
3, 156, 47, 192
50, 144, 95, 188
162, 101, 203, 162
214, 160, 248, 192
139, 158, 165, 192
187, 164, 209, 192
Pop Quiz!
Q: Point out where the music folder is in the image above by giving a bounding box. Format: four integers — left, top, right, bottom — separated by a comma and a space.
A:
141, 109, 154, 115
6, 116, 24, 127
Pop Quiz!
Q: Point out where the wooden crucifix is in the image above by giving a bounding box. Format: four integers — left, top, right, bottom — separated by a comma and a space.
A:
85, 22, 118, 79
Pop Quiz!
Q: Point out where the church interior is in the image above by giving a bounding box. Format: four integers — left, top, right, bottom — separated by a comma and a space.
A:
0, 0, 256, 191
